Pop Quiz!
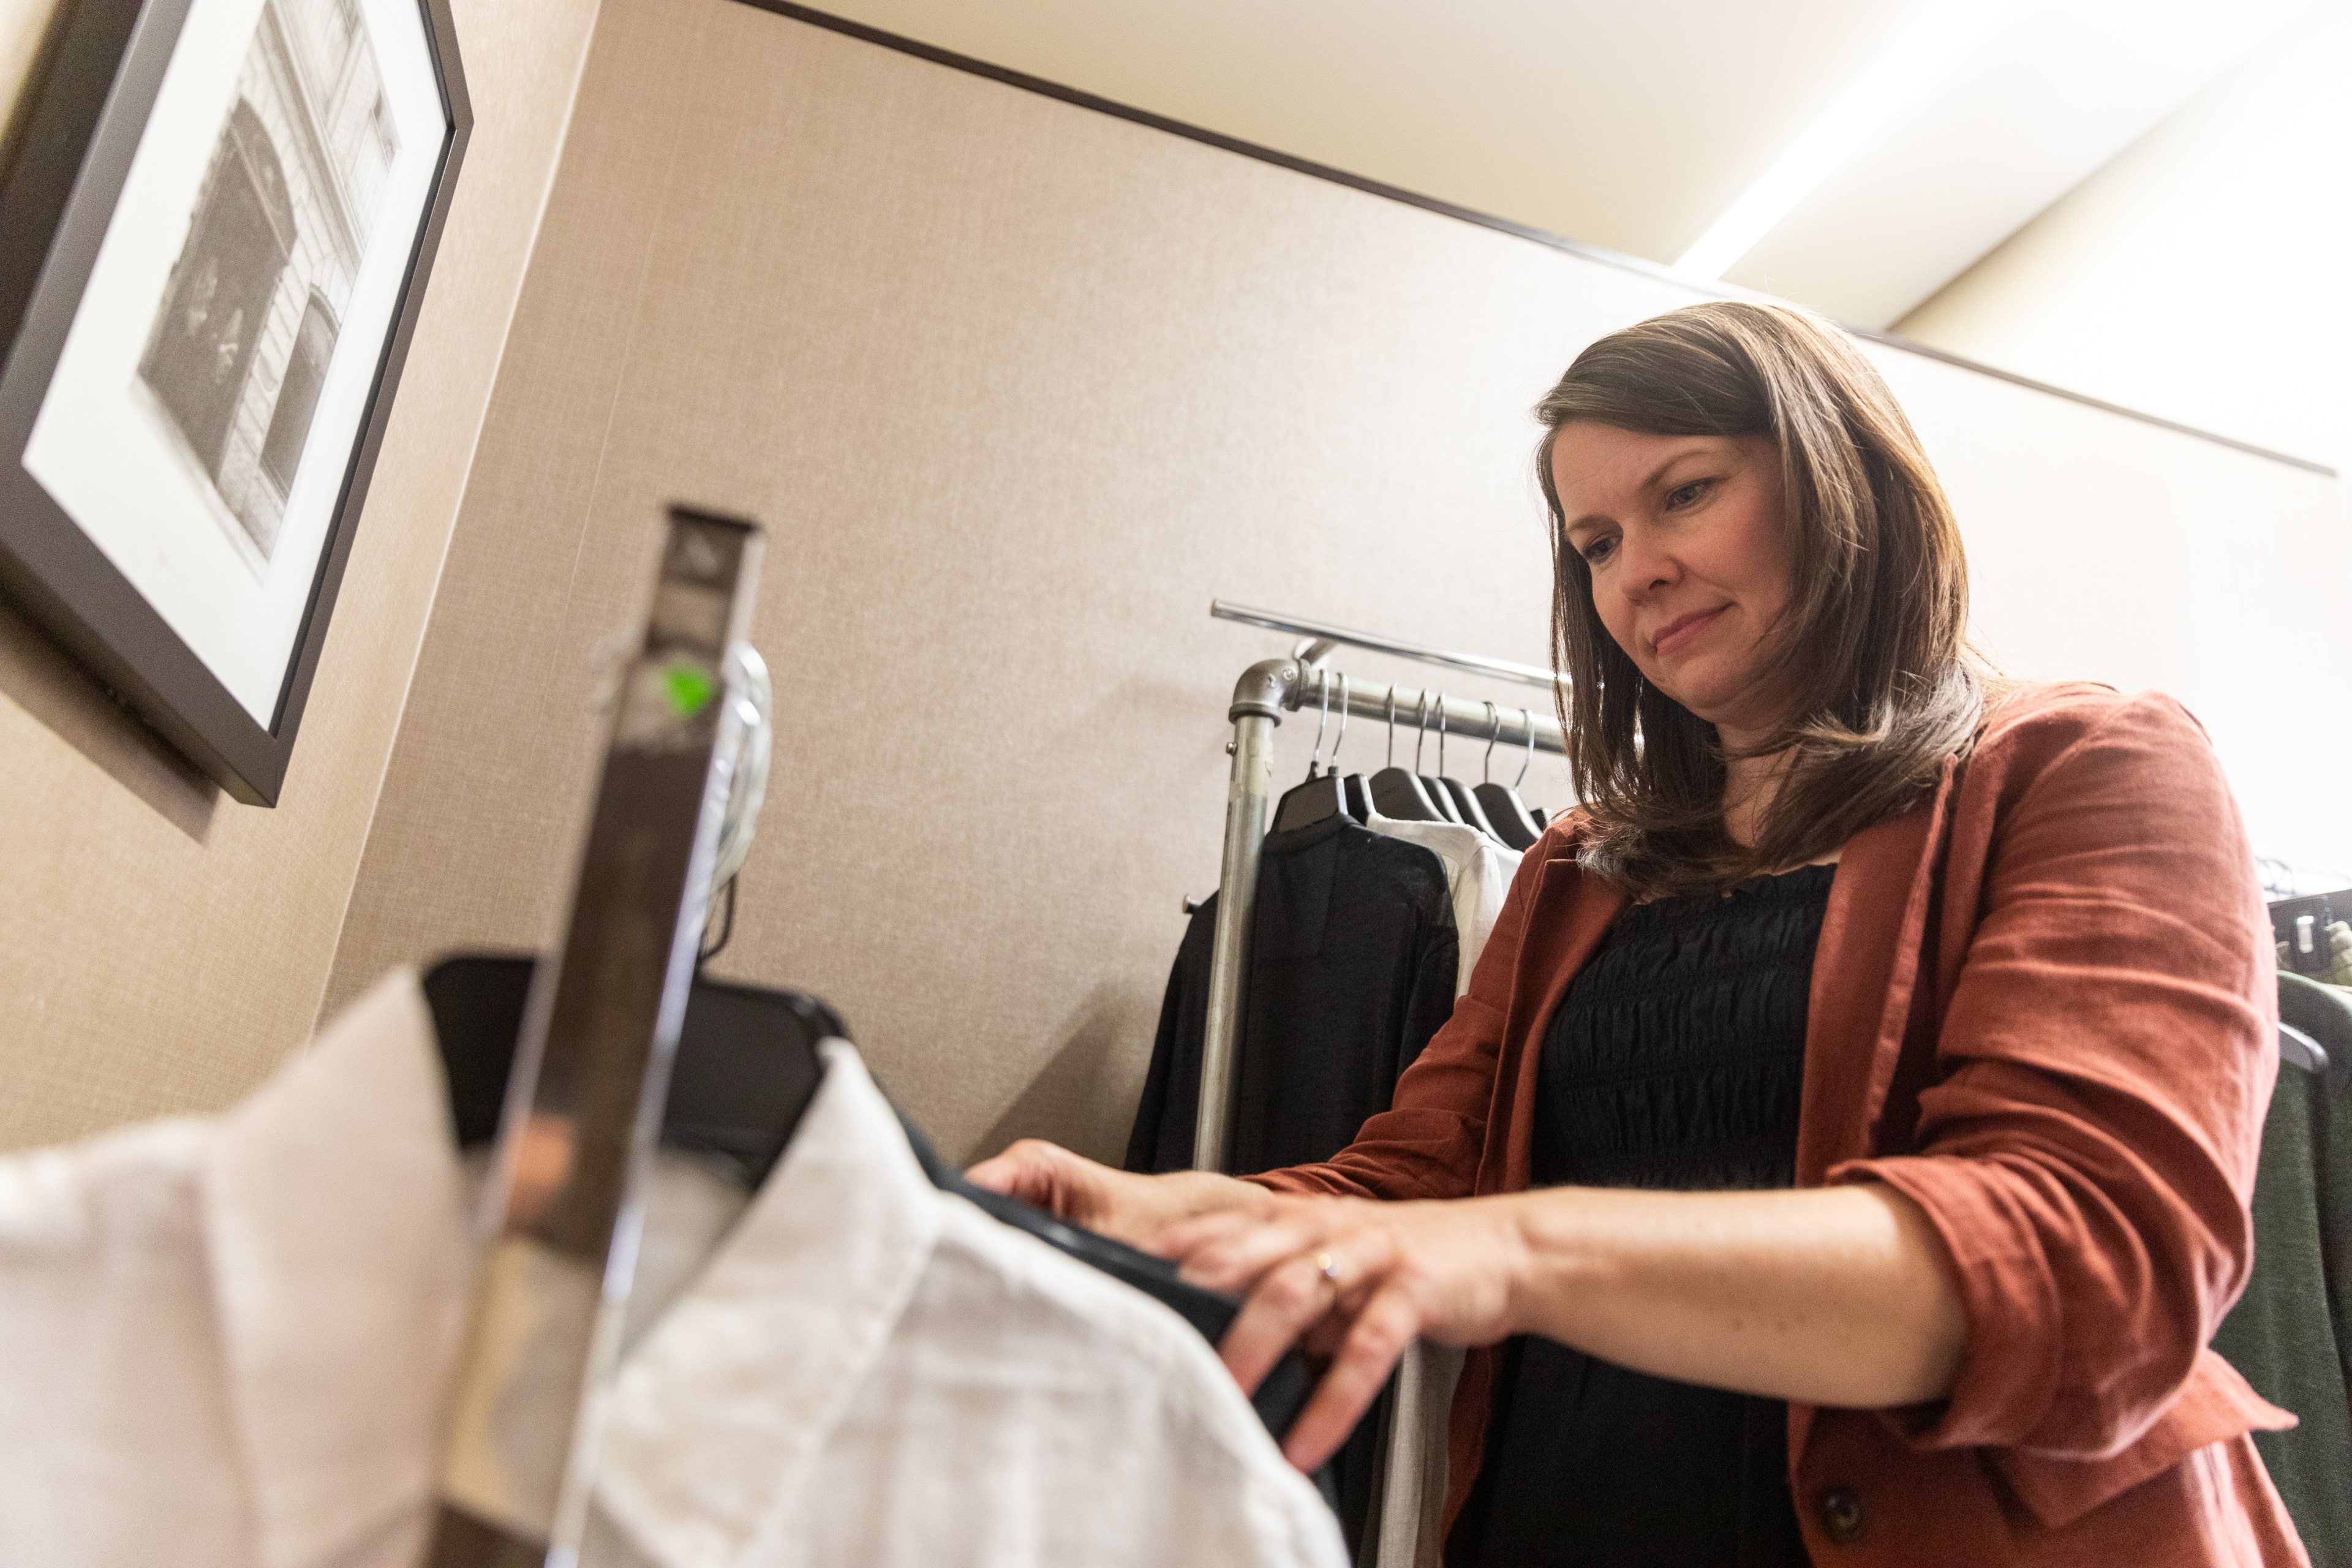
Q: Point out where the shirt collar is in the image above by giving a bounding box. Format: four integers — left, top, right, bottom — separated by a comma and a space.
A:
591, 1041, 940, 1567
195, 973, 938, 1568
199, 969, 472, 1568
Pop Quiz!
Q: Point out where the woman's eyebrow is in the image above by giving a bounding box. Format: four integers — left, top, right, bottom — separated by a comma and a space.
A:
1640, 445, 1713, 495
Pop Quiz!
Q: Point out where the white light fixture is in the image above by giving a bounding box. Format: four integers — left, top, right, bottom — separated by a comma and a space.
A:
1675, 0, 2023, 282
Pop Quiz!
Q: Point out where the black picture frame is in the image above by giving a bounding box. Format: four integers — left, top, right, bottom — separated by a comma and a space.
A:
0, 0, 470, 805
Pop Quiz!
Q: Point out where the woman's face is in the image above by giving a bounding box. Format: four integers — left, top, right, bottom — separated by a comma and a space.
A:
1550, 423, 1795, 747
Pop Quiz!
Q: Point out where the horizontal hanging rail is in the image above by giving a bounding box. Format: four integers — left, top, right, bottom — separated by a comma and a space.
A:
1291, 668, 1566, 755
1211, 599, 1562, 691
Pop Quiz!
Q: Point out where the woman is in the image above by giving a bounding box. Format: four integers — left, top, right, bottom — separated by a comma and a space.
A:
971, 301, 2302, 1565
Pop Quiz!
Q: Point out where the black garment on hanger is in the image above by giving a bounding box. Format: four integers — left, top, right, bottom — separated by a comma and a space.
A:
1125, 814, 1458, 1176
1125, 814, 1457, 1557
2211, 970, 2352, 1566
425, 954, 843, 1190
1453, 865, 1831, 1568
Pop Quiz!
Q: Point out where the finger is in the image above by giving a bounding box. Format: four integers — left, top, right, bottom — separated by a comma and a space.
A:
1300, 1309, 1355, 1362
965, 1139, 1091, 1219
1170, 1209, 1344, 1292
1218, 1251, 1349, 1395
962, 1139, 1056, 1196
1281, 1287, 1420, 1472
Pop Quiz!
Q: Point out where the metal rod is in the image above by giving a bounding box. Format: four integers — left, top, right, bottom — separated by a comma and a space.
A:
1195, 657, 1297, 1171
1294, 669, 1565, 755
428, 507, 763, 1566
1213, 599, 1562, 692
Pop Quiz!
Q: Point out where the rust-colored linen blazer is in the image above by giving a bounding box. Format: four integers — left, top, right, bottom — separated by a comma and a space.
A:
1257, 684, 2308, 1566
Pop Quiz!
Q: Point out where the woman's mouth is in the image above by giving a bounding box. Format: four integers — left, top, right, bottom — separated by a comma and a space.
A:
1651, 606, 1726, 656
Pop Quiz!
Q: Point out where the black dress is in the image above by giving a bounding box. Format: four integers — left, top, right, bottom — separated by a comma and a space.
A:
1452, 864, 1834, 1568
1125, 814, 1458, 1177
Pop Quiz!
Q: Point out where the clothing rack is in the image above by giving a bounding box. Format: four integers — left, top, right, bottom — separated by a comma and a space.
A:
1194, 601, 1570, 1172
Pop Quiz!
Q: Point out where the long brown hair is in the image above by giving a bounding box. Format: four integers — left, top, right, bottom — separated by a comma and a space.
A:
1536, 300, 1985, 898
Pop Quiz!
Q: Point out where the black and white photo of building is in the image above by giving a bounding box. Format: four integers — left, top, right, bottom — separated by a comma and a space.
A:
137, 0, 398, 571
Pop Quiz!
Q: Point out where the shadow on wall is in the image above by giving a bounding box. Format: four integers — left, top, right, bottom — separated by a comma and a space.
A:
0, 600, 219, 841
970, 979, 1159, 1167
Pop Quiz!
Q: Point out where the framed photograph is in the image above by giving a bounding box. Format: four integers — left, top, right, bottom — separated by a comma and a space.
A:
0, 0, 469, 805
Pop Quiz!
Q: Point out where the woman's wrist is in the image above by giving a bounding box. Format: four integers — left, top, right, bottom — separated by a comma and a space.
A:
1496, 1188, 1593, 1341
1083, 1169, 1276, 1250
1166, 1170, 1275, 1219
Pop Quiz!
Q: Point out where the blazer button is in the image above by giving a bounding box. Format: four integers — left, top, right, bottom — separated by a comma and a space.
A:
1817, 1485, 1867, 1545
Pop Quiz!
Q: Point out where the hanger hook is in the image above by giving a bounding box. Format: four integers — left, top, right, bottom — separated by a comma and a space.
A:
1516, 707, 1536, 789
1308, 669, 1331, 778
1483, 700, 1499, 783
1414, 689, 1431, 772
1385, 687, 1398, 768
1332, 671, 1349, 767
1436, 695, 1450, 775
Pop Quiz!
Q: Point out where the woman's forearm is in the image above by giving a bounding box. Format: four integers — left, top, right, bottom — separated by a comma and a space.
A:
1501, 1181, 1966, 1408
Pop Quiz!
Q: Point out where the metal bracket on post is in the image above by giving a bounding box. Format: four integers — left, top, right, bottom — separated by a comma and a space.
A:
1194, 657, 1298, 1172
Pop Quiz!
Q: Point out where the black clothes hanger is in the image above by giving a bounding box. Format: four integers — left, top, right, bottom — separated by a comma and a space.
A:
2280, 1023, 2330, 1076
1411, 692, 1466, 824
1269, 668, 1352, 834
2277, 969, 2350, 1079
431, 959, 1343, 1509
1316, 671, 1376, 825
1471, 703, 1544, 852
1369, 687, 1444, 822
425, 953, 843, 1191
1431, 701, 1502, 842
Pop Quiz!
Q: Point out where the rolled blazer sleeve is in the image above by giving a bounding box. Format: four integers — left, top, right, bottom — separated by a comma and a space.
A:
1833, 692, 2277, 1460
1248, 834, 1553, 1204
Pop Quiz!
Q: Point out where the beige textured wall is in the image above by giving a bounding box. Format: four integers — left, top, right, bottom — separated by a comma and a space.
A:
0, 0, 603, 1149
327, 0, 2347, 1169
324, 0, 1616, 1165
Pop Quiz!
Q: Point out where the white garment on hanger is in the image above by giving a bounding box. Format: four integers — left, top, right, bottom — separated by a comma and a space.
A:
0, 971, 1346, 1568
1349, 815, 1531, 1568
1358, 809, 1522, 997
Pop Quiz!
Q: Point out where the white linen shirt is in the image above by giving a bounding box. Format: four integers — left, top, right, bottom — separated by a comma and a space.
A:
0, 971, 1346, 1568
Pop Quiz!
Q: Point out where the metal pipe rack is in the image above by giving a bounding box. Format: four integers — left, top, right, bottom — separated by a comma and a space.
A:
1193, 603, 1569, 1172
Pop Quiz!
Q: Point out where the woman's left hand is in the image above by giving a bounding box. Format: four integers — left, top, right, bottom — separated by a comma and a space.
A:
1156, 1193, 1530, 1471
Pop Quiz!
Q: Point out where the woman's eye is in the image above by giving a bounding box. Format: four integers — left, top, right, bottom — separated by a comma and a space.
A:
1665, 478, 1714, 510
1579, 537, 1615, 565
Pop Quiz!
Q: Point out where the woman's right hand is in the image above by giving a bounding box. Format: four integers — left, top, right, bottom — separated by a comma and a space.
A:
965, 1139, 1272, 1249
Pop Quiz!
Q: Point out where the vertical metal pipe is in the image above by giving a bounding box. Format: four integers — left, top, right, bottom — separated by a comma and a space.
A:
1194, 658, 1297, 1172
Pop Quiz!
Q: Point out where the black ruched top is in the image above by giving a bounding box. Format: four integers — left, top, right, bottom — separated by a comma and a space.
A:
1453, 862, 1834, 1568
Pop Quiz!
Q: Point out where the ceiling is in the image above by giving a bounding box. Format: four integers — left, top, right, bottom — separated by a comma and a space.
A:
786, 0, 2323, 329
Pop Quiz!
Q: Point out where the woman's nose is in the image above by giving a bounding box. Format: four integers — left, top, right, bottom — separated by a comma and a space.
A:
1614, 531, 1676, 601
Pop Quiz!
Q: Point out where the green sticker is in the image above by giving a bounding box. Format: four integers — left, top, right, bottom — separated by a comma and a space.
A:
662, 662, 716, 717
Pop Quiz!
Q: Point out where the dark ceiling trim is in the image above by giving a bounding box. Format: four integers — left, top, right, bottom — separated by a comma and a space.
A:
729, 0, 2338, 481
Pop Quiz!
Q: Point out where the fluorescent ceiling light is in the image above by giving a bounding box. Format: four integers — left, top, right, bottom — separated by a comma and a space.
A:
1675, 0, 2022, 282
